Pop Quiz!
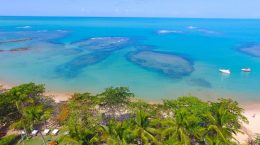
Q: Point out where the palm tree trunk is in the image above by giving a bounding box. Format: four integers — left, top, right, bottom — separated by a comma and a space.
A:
39, 131, 47, 145
23, 126, 28, 138
21, 126, 28, 145
21, 134, 25, 145
44, 119, 47, 129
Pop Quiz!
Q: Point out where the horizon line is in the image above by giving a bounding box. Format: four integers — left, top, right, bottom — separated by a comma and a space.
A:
1, 15, 260, 20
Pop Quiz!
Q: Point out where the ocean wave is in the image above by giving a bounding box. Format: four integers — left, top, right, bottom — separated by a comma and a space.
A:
197, 29, 221, 35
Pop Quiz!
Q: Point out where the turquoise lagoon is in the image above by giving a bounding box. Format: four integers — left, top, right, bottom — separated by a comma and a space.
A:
0, 17, 260, 101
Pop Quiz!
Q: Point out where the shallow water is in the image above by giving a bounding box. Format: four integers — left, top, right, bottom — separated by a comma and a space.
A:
0, 17, 260, 101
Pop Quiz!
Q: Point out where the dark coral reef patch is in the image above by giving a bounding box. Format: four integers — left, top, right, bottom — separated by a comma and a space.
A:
237, 43, 260, 58
56, 52, 109, 78
56, 37, 130, 78
9, 48, 31, 52
0, 38, 32, 44
127, 50, 194, 78
187, 78, 212, 88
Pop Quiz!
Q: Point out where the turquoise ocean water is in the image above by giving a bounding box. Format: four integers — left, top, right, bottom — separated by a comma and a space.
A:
0, 16, 260, 102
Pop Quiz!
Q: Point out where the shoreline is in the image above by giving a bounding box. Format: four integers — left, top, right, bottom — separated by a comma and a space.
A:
0, 80, 72, 103
1, 80, 259, 143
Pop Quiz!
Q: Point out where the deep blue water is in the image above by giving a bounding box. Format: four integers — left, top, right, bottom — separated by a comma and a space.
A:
0, 16, 260, 101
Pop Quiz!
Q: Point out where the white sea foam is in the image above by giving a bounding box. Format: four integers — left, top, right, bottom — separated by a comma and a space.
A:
56, 30, 67, 33
198, 29, 221, 35
37, 30, 48, 32
16, 26, 32, 29
187, 26, 221, 35
157, 30, 182, 34
187, 26, 198, 29
74, 37, 129, 51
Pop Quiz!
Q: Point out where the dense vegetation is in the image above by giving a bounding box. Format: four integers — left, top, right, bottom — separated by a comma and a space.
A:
0, 134, 19, 145
0, 83, 259, 145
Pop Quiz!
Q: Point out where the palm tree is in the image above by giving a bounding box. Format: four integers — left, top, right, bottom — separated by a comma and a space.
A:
207, 99, 248, 145
10, 117, 31, 136
197, 113, 231, 145
163, 97, 213, 145
63, 114, 100, 145
59, 124, 100, 145
100, 119, 132, 145
9, 98, 33, 139
131, 110, 159, 145
8, 83, 45, 138
155, 118, 190, 145
64, 127, 99, 145
23, 105, 51, 145
160, 111, 191, 145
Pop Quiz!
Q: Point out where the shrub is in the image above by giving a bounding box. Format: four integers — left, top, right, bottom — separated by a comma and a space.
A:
0, 134, 19, 145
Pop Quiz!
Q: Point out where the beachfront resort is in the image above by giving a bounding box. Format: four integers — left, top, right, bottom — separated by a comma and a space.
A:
0, 83, 260, 145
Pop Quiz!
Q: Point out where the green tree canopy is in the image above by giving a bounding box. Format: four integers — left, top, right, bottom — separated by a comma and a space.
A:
0, 83, 47, 127
100, 87, 134, 107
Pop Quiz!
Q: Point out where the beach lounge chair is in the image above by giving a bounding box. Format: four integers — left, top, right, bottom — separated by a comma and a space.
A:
43, 129, 50, 135
31, 130, 38, 136
64, 131, 69, 135
51, 129, 59, 135
20, 130, 26, 135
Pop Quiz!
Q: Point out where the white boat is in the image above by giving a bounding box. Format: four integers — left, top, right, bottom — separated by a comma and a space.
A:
219, 69, 231, 74
241, 68, 251, 72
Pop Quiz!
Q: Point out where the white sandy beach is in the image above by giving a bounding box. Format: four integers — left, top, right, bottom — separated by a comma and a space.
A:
44, 91, 72, 102
235, 103, 260, 143
0, 80, 259, 143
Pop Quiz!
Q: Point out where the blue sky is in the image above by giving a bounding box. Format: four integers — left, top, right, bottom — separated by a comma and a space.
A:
1, 0, 260, 18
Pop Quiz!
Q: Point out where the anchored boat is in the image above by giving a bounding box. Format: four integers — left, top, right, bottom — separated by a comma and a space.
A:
219, 69, 231, 74
241, 68, 251, 72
